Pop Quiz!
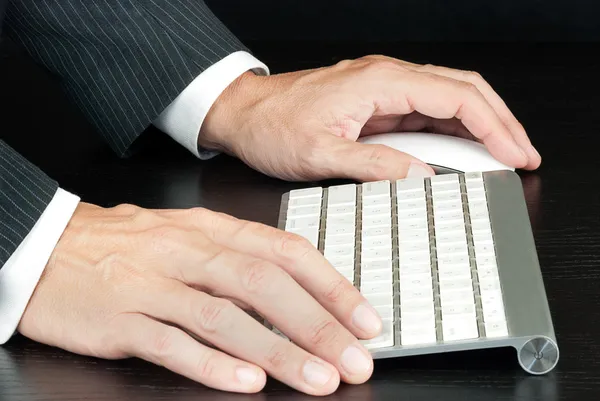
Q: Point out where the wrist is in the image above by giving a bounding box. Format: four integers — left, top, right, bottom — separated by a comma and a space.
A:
198, 71, 266, 154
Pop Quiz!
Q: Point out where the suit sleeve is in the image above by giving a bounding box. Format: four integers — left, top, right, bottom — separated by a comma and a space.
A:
0, 140, 59, 268
3, 0, 248, 156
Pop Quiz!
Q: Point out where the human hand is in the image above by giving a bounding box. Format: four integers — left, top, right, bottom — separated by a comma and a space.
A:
200, 55, 540, 181
19, 203, 383, 395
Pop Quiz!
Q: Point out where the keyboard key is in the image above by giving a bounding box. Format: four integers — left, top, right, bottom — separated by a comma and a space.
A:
326, 225, 355, 236
442, 317, 479, 341
435, 220, 466, 233
361, 318, 394, 349
474, 242, 495, 255
438, 278, 474, 292
327, 214, 356, 227
361, 260, 392, 272
286, 205, 321, 219
327, 184, 356, 206
362, 237, 392, 250
399, 263, 432, 277
363, 196, 392, 208
431, 182, 460, 193
324, 233, 354, 248
466, 188, 486, 201
479, 277, 502, 292
324, 245, 354, 259
484, 321, 509, 338
437, 254, 470, 268
436, 243, 469, 256
475, 253, 498, 269
401, 327, 437, 346
364, 293, 394, 307
397, 217, 429, 231
328, 255, 355, 268
396, 191, 426, 202
432, 191, 462, 203
362, 247, 393, 262
396, 178, 424, 193
397, 240, 430, 253
399, 250, 431, 265
434, 209, 465, 222
327, 205, 356, 216
361, 281, 393, 296
482, 303, 506, 323
362, 226, 391, 240
290, 187, 322, 199
374, 305, 394, 320
285, 216, 320, 231
363, 205, 392, 217
399, 273, 433, 290
397, 228, 429, 242
441, 303, 476, 319
430, 174, 459, 186
464, 172, 483, 182
362, 180, 390, 198
433, 200, 464, 214
396, 199, 427, 211
401, 313, 436, 330
288, 196, 322, 208
397, 208, 426, 221
438, 267, 472, 281
435, 231, 467, 245
361, 270, 393, 283
363, 215, 392, 228
439, 289, 475, 306
400, 286, 434, 301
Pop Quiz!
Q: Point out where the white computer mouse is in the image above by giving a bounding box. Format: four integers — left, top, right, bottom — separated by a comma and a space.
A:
357, 132, 514, 173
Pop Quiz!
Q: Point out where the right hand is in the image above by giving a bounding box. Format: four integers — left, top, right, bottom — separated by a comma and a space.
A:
19, 203, 383, 395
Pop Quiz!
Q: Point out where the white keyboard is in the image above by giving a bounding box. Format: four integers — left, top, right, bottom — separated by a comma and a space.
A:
269, 171, 560, 375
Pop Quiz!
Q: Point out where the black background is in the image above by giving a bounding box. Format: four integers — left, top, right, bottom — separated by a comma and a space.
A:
205, 0, 600, 42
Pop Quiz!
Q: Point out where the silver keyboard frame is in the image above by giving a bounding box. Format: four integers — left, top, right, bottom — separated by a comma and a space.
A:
276, 170, 558, 375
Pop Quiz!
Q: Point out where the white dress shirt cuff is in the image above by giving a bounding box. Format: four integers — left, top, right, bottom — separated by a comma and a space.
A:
153, 51, 269, 160
0, 188, 80, 344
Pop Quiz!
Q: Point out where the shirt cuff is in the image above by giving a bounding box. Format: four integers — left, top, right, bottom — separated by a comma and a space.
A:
153, 51, 269, 159
0, 188, 80, 344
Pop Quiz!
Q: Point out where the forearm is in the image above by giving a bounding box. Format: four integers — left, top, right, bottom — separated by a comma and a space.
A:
4, 0, 249, 156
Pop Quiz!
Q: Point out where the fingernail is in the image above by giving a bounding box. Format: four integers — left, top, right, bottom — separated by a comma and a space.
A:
407, 162, 435, 178
303, 360, 334, 387
236, 366, 259, 386
530, 145, 541, 160
340, 345, 372, 376
352, 302, 382, 335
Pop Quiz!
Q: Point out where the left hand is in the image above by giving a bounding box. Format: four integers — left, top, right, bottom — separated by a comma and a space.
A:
200, 55, 541, 182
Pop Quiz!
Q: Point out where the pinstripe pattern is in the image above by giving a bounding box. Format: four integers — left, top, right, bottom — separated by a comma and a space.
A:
0, 0, 247, 269
4, 0, 247, 156
0, 141, 59, 267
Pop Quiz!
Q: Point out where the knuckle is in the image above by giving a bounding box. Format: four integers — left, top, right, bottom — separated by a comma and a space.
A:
335, 58, 355, 70
196, 352, 217, 380
365, 60, 398, 75
322, 278, 350, 304
242, 259, 276, 294
113, 203, 140, 216
265, 342, 289, 369
274, 231, 313, 260
464, 70, 484, 82
197, 298, 235, 333
148, 326, 177, 362
307, 318, 339, 347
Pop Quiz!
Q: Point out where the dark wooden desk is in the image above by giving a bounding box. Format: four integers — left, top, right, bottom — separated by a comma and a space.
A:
2, 41, 600, 401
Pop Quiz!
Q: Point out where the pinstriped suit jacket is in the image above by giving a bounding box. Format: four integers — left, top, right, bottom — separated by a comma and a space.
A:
0, 0, 246, 269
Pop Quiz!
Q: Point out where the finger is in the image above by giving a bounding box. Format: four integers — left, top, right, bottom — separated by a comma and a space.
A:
203, 250, 373, 384
396, 113, 477, 141
360, 113, 476, 141
116, 313, 266, 393
170, 208, 385, 341
312, 134, 435, 181
144, 284, 342, 395
413, 64, 541, 169
369, 65, 528, 168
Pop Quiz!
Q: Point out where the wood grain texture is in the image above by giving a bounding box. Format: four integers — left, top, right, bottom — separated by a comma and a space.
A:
1, 41, 600, 401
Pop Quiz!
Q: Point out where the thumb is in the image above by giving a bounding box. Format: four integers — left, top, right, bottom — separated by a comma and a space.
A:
320, 136, 436, 182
